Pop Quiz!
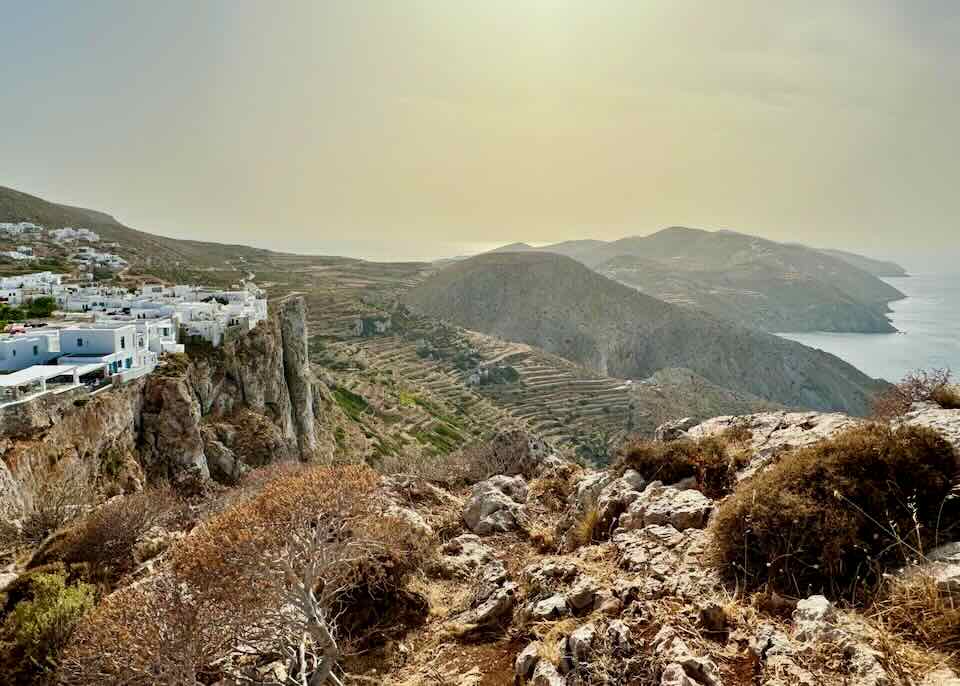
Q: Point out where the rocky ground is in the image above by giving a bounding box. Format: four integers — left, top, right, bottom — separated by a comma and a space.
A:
336, 404, 960, 686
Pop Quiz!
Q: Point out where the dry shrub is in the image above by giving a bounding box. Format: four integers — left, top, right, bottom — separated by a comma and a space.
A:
58, 574, 224, 686
380, 431, 534, 486
932, 385, 960, 410
872, 368, 959, 419
616, 433, 749, 498
30, 486, 179, 580
870, 571, 960, 656
59, 464, 432, 685
711, 423, 957, 600
20, 460, 99, 546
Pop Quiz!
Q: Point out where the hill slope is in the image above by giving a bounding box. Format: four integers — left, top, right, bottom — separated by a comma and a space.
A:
819, 248, 909, 277
498, 227, 904, 333
403, 252, 886, 415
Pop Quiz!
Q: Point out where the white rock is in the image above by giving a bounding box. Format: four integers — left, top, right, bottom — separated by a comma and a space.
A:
661, 663, 699, 686
515, 641, 541, 678
531, 660, 565, 686
620, 483, 712, 531
793, 595, 838, 642
530, 594, 569, 620
439, 533, 496, 578
567, 574, 599, 610
462, 475, 527, 535
568, 623, 596, 663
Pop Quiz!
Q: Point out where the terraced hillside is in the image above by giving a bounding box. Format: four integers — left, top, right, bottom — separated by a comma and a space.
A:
403, 252, 888, 415
314, 303, 772, 462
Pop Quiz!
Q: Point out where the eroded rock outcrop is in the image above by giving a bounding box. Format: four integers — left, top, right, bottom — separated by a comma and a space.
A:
0, 295, 333, 515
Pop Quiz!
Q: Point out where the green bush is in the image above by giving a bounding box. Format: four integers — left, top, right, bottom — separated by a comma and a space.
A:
711, 423, 957, 600
0, 571, 94, 679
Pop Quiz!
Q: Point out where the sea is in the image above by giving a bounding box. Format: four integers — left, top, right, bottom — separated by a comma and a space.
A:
779, 272, 960, 383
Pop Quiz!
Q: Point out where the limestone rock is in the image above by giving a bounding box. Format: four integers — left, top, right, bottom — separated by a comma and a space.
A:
619, 482, 712, 532
902, 402, 960, 452
0, 571, 18, 593
793, 595, 838, 642
655, 417, 698, 442
568, 623, 596, 663
529, 594, 569, 621
661, 663, 699, 686
515, 641, 541, 679
523, 558, 579, 595
687, 411, 861, 479
462, 475, 527, 535
438, 534, 496, 579
595, 476, 643, 533
567, 574, 599, 610
531, 660, 565, 686
606, 619, 631, 652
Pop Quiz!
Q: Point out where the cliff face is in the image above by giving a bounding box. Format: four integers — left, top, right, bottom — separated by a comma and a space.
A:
0, 295, 334, 516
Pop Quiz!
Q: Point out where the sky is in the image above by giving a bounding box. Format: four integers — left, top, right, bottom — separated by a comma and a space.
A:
2, 1, 958, 265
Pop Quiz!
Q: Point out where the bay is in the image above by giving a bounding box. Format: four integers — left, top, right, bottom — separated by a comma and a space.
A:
779, 273, 960, 383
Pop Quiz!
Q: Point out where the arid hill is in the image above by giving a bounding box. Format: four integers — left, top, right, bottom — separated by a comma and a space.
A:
404, 252, 886, 415
492, 227, 905, 333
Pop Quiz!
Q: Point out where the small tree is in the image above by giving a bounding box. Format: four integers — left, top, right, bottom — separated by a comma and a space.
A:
58, 465, 431, 685
20, 460, 98, 546
872, 368, 959, 419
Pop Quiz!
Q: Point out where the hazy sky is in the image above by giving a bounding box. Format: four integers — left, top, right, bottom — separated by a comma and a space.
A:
2, 1, 958, 263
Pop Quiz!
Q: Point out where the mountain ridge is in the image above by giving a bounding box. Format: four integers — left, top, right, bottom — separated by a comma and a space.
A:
404, 251, 887, 416
487, 226, 905, 333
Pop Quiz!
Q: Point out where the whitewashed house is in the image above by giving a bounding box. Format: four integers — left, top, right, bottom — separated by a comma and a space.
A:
57, 322, 157, 376
0, 330, 61, 371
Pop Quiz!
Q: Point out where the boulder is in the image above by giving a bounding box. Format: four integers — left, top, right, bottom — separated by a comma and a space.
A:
568, 623, 596, 664
619, 482, 712, 532
529, 594, 569, 621
902, 402, 960, 453
793, 595, 838, 642
567, 574, 599, 610
515, 641, 541, 679
606, 619, 631, 652
595, 476, 643, 533
523, 558, 579, 595
462, 475, 527, 535
687, 411, 860, 479
531, 660, 565, 686
655, 417, 699, 442
438, 534, 496, 578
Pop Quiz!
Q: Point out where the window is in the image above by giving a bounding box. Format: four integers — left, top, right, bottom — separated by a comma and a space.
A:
77, 338, 83, 347
33, 345, 38, 356
11, 349, 15, 357
120, 335, 126, 349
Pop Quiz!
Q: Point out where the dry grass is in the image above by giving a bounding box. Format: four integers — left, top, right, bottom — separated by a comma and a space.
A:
870, 571, 960, 657
566, 500, 601, 552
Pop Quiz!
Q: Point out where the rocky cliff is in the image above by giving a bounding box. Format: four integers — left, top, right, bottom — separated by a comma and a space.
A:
0, 295, 336, 516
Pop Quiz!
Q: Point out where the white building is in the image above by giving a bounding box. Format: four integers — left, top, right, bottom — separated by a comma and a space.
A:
57, 323, 151, 376
0, 222, 41, 235
0, 272, 64, 290
0, 250, 34, 261
0, 330, 61, 372
50, 227, 100, 242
